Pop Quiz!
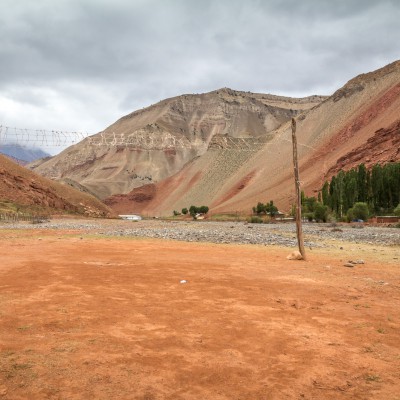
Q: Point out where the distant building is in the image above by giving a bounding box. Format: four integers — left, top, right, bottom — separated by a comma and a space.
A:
119, 214, 142, 221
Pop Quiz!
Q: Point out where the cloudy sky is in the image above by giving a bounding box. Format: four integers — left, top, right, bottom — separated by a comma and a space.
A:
0, 0, 399, 152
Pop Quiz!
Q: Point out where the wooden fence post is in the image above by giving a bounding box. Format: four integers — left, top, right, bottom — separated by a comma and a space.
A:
291, 118, 306, 260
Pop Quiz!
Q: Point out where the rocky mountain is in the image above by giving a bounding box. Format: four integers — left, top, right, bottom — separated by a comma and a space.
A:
29, 89, 326, 199
0, 154, 113, 217
30, 61, 400, 216
104, 61, 400, 216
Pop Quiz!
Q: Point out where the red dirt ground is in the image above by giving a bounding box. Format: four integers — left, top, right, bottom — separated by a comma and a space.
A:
0, 229, 399, 399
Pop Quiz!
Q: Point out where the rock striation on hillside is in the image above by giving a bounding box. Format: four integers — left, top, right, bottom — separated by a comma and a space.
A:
30, 89, 325, 199
105, 61, 400, 215
30, 61, 400, 216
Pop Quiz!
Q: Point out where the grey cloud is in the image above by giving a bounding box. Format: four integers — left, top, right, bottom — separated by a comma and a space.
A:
0, 0, 399, 140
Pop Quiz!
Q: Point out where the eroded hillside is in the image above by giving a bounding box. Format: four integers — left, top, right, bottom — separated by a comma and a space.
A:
106, 61, 400, 215
29, 61, 400, 216
30, 89, 325, 199
0, 155, 113, 217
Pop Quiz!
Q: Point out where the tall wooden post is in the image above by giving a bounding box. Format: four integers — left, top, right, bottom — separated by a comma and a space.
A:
291, 118, 306, 260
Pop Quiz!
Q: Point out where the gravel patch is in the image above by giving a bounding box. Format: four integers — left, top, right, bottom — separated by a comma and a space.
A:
1, 219, 399, 248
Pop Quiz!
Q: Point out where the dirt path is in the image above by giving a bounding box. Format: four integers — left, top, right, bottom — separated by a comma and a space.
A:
0, 230, 399, 399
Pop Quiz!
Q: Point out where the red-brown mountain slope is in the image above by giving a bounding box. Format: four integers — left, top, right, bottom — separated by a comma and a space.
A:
105, 60, 400, 215
0, 155, 113, 217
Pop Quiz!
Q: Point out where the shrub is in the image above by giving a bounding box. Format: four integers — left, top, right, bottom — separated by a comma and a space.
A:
347, 207, 354, 222
255, 202, 266, 214
198, 205, 209, 214
304, 213, 313, 222
188, 205, 209, 218
182, 208, 188, 215
189, 205, 197, 216
249, 216, 263, 223
253, 200, 279, 216
352, 202, 369, 221
314, 203, 328, 222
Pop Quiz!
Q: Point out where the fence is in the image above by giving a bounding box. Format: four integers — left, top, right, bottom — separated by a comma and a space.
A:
0, 213, 51, 223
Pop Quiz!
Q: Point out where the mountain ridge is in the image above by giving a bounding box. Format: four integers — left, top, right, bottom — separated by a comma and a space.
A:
29, 60, 400, 215
30, 88, 324, 199
104, 61, 400, 215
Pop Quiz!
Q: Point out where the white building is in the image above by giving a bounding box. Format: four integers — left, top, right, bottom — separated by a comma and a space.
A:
119, 215, 142, 221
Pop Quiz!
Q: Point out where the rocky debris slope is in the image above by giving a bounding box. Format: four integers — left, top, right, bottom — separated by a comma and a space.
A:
2, 219, 399, 247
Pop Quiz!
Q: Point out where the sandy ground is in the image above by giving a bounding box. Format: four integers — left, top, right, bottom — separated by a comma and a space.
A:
0, 227, 399, 399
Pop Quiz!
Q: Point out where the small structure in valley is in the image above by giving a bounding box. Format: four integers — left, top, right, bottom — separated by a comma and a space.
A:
119, 214, 142, 221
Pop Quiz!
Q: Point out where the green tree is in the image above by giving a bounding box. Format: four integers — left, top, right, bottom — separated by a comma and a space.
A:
182, 208, 188, 215
322, 162, 400, 217
336, 170, 345, 218
255, 202, 266, 214
265, 200, 278, 217
329, 176, 338, 214
314, 203, 328, 222
352, 202, 369, 221
189, 205, 197, 217
343, 174, 357, 213
346, 207, 354, 222
371, 164, 384, 212
357, 163, 368, 202
394, 203, 400, 217
321, 181, 330, 206
198, 206, 209, 214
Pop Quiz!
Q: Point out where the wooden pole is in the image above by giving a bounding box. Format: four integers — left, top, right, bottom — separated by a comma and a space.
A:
291, 118, 306, 260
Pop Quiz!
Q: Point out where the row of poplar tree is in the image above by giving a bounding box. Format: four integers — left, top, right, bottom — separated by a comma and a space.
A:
319, 162, 400, 218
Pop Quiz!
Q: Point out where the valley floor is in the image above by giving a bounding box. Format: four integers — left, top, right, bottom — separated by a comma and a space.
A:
0, 221, 399, 399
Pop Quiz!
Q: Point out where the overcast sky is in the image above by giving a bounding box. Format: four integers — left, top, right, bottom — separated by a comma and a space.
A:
0, 0, 399, 152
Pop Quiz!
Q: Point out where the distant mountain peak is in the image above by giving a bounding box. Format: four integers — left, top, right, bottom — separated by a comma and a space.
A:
0, 143, 50, 163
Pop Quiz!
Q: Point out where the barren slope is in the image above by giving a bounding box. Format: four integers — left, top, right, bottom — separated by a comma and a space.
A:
30, 89, 325, 199
0, 155, 113, 217
1, 228, 399, 399
107, 61, 400, 215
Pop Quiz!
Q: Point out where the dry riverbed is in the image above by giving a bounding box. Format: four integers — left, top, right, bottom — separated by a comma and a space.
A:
0, 220, 399, 399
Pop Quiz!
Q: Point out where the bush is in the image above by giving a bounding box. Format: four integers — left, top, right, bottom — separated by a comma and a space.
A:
189, 205, 197, 216
352, 202, 369, 221
253, 200, 279, 216
182, 208, 188, 215
198, 206, 209, 214
314, 203, 328, 222
254, 202, 266, 214
188, 205, 209, 218
304, 213, 313, 222
249, 216, 263, 223
347, 208, 354, 222
173, 210, 181, 216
